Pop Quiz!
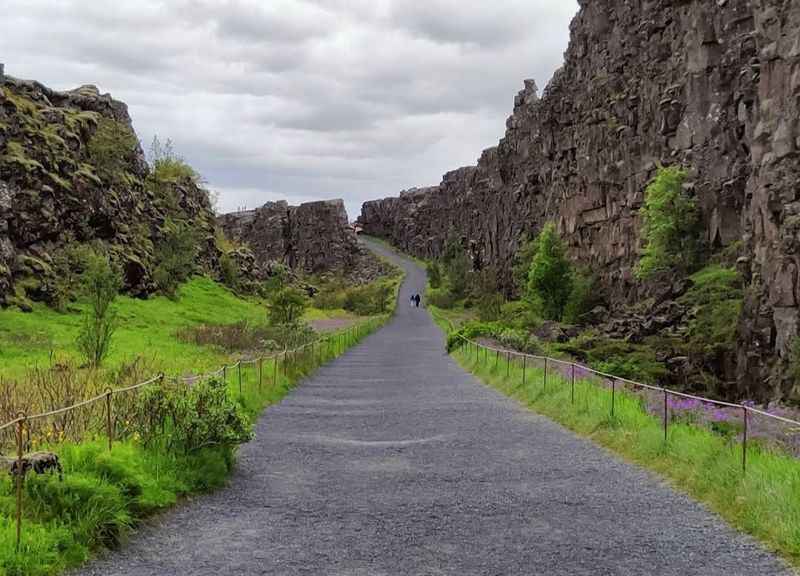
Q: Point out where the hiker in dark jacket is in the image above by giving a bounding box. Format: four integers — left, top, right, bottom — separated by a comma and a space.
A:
414, 294, 421, 308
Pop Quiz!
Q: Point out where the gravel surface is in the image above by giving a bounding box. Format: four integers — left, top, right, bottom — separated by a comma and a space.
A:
76, 238, 792, 576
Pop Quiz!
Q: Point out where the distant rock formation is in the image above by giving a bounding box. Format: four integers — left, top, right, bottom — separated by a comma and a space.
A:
218, 199, 382, 282
358, 0, 800, 401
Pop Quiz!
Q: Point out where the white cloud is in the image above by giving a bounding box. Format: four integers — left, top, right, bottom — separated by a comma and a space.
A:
0, 0, 578, 219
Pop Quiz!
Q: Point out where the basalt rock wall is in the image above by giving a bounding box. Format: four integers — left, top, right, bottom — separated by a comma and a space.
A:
218, 199, 376, 279
359, 0, 800, 401
0, 74, 220, 305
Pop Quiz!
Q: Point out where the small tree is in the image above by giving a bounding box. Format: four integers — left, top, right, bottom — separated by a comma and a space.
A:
76, 252, 122, 367
268, 287, 307, 326
153, 220, 199, 299
219, 251, 240, 291
636, 166, 701, 279
526, 222, 574, 321
512, 234, 538, 295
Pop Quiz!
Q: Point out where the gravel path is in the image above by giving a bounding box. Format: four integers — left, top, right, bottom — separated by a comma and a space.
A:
76, 238, 792, 576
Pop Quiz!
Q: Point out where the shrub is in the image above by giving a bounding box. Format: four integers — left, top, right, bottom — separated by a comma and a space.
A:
87, 117, 139, 188
428, 261, 443, 289
477, 293, 505, 322
76, 252, 121, 367
219, 251, 240, 291
147, 136, 200, 185
512, 234, 537, 295
268, 287, 307, 326
679, 265, 743, 356
636, 166, 702, 279
153, 220, 199, 298
442, 236, 471, 299
342, 281, 395, 315
428, 287, 457, 309
526, 222, 573, 321
135, 378, 252, 453
50, 242, 94, 311
563, 270, 597, 325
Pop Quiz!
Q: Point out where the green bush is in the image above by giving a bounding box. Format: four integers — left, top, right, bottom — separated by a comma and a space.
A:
563, 270, 597, 325
76, 252, 122, 367
636, 166, 702, 279
428, 261, 443, 289
477, 293, 505, 322
526, 222, 573, 321
153, 220, 199, 299
428, 287, 457, 309
343, 281, 394, 315
219, 251, 240, 291
50, 242, 94, 311
268, 287, 307, 326
442, 237, 471, 299
512, 234, 537, 295
87, 117, 139, 188
679, 265, 743, 356
135, 378, 252, 453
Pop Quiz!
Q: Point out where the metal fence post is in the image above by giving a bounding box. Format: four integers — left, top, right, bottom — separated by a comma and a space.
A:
495, 349, 499, 370
258, 357, 263, 391
522, 355, 526, 386
507, 351, 510, 377
223, 365, 227, 384
663, 389, 669, 447
571, 363, 575, 405
742, 406, 748, 474
611, 379, 616, 419
238, 362, 242, 396
15, 414, 25, 553
273, 354, 279, 386
105, 387, 114, 451
543, 358, 548, 393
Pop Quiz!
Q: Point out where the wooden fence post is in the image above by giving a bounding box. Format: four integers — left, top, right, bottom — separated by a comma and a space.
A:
105, 388, 114, 451
15, 414, 25, 553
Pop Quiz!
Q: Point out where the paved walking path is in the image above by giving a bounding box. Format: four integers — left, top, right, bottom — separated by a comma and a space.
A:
78, 239, 791, 575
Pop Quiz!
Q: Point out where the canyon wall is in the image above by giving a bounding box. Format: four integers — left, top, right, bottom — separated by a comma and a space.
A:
0, 73, 219, 305
218, 199, 379, 280
359, 0, 800, 400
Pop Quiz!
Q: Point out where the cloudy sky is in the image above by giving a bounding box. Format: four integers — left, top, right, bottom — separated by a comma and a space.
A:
1, 1, 578, 219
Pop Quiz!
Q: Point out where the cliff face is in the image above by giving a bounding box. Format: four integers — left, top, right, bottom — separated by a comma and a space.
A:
0, 74, 219, 305
218, 199, 378, 280
359, 0, 800, 400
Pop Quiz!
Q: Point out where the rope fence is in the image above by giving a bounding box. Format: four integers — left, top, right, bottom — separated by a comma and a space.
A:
457, 335, 800, 473
2, 317, 382, 552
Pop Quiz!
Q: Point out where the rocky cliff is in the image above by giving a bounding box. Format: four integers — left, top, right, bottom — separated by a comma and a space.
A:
218, 199, 381, 282
359, 0, 800, 401
0, 72, 220, 306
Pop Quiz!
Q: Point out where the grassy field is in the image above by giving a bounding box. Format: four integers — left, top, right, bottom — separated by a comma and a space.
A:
0, 277, 354, 378
437, 322, 800, 568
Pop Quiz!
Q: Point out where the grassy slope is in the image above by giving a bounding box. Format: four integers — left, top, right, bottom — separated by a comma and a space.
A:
0, 277, 352, 378
427, 308, 800, 568
0, 274, 392, 576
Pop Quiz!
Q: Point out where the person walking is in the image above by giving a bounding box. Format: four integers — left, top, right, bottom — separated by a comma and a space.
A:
414, 293, 421, 308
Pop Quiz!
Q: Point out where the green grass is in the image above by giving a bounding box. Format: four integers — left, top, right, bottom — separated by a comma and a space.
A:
0, 277, 353, 378
448, 339, 800, 568
0, 316, 387, 576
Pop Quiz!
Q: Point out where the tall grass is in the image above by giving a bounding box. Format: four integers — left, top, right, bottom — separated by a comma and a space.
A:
451, 342, 800, 567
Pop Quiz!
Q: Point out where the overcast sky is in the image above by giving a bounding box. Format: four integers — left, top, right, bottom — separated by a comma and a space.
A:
1, 1, 578, 219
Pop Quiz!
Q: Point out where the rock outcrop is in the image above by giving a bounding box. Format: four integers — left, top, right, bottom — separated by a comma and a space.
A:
218, 199, 382, 282
359, 0, 800, 401
0, 73, 220, 304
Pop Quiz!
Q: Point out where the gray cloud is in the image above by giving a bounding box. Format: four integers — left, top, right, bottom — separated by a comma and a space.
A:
0, 0, 578, 219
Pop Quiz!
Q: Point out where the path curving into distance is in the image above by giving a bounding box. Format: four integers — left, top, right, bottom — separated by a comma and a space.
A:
77, 238, 790, 576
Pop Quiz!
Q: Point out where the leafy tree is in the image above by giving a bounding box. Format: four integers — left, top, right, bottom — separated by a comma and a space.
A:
76, 252, 122, 367
526, 222, 574, 321
268, 287, 307, 326
512, 234, 538, 295
636, 166, 702, 279
153, 220, 199, 298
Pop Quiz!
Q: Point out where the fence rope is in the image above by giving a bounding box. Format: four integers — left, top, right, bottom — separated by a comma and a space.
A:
458, 335, 800, 428
0, 319, 378, 432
